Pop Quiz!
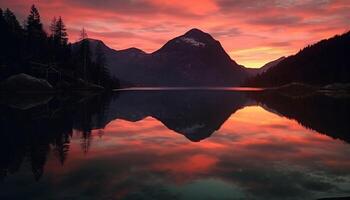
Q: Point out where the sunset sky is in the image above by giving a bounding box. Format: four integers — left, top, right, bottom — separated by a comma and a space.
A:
1, 0, 349, 68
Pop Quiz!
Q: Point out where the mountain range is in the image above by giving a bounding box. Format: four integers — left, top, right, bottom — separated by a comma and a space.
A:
75, 29, 250, 87
74, 28, 350, 87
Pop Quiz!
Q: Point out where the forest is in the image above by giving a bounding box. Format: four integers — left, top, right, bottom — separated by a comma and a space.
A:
0, 5, 119, 90
245, 31, 350, 87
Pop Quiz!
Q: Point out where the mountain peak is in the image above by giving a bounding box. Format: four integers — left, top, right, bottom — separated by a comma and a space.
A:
86, 38, 102, 42
77, 38, 110, 49
183, 28, 213, 40
162, 28, 216, 49
119, 47, 146, 55
80, 38, 104, 45
185, 28, 206, 35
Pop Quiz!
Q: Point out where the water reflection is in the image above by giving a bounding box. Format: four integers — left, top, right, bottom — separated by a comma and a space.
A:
250, 92, 350, 143
104, 90, 252, 141
0, 90, 349, 200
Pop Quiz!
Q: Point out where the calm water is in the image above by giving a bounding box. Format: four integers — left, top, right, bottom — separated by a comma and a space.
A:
0, 89, 349, 200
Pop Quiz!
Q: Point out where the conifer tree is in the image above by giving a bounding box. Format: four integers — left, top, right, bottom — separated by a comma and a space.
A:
50, 17, 68, 46
78, 28, 91, 81
25, 5, 47, 61
26, 5, 45, 38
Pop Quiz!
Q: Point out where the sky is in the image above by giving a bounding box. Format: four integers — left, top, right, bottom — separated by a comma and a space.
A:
0, 0, 349, 68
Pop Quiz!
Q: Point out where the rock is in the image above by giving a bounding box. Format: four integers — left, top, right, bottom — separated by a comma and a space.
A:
0, 73, 53, 92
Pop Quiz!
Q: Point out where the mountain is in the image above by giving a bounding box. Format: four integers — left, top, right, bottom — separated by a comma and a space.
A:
245, 56, 286, 76
140, 28, 248, 86
74, 28, 249, 87
86, 39, 147, 70
73, 39, 146, 85
246, 31, 350, 87
259, 56, 286, 73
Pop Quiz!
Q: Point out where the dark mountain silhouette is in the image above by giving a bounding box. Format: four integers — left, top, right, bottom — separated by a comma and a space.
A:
259, 56, 286, 72
72, 38, 146, 86
74, 29, 249, 87
246, 56, 286, 76
142, 29, 248, 86
246, 31, 350, 86
74, 38, 146, 69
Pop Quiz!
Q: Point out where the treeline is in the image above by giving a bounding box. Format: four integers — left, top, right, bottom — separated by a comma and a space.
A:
0, 5, 119, 89
245, 31, 350, 87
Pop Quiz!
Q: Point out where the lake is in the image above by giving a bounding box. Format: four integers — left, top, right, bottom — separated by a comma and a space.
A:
0, 89, 349, 200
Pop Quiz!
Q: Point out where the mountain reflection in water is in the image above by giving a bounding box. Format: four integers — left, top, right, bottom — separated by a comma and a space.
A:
0, 90, 350, 200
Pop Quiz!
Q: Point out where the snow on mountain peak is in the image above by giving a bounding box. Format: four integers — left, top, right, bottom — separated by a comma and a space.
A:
179, 37, 206, 47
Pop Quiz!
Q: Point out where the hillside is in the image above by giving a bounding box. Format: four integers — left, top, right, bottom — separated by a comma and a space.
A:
246, 56, 286, 76
246, 31, 350, 87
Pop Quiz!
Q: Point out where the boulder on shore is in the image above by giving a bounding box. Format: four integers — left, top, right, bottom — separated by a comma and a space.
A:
0, 73, 53, 92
